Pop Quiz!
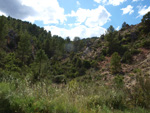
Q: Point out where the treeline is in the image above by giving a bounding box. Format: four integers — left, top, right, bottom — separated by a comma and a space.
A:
0, 11, 150, 82
0, 15, 99, 83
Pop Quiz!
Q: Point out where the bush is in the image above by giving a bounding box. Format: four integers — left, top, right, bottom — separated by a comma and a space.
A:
131, 49, 141, 55
0, 83, 12, 113
78, 67, 86, 76
53, 75, 66, 83
87, 89, 126, 110
99, 54, 105, 61
142, 40, 150, 49
141, 11, 150, 33
110, 52, 122, 74
126, 72, 150, 109
101, 48, 107, 56
114, 75, 124, 88
133, 42, 142, 49
122, 51, 133, 64
91, 60, 98, 69
83, 60, 91, 69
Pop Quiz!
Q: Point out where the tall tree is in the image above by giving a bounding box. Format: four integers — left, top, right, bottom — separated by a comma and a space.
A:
0, 16, 7, 46
142, 11, 150, 32
4, 53, 21, 72
73, 37, 80, 52
105, 25, 116, 42
110, 52, 122, 74
122, 22, 128, 29
17, 31, 31, 65
105, 25, 119, 55
35, 49, 48, 76
107, 25, 115, 34
43, 39, 53, 58
66, 36, 71, 43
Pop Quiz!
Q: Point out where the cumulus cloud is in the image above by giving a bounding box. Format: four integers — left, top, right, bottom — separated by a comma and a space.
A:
94, 0, 107, 3
44, 25, 106, 40
0, 0, 36, 19
0, 0, 66, 24
94, 0, 102, 3
67, 5, 111, 27
67, 8, 90, 24
137, 5, 150, 17
21, 0, 66, 24
121, 5, 134, 15
0, 0, 110, 39
94, 0, 127, 6
108, 0, 127, 6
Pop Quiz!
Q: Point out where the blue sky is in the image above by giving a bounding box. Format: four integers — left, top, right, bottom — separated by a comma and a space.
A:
0, 0, 150, 40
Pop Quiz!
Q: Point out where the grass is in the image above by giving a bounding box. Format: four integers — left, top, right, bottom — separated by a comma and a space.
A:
0, 75, 150, 113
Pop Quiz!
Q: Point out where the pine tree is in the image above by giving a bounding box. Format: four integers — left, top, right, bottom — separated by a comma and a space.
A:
110, 52, 122, 74
0, 16, 7, 46
122, 22, 127, 29
17, 31, 31, 65
142, 11, 150, 32
35, 49, 48, 76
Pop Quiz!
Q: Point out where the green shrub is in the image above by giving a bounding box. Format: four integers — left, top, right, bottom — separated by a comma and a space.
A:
78, 67, 86, 76
99, 54, 105, 61
48, 97, 78, 113
87, 89, 126, 110
126, 73, 150, 109
101, 48, 107, 56
53, 75, 66, 83
91, 60, 98, 69
142, 40, 150, 49
110, 52, 122, 74
133, 68, 141, 73
10, 95, 35, 113
114, 75, 124, 88
133, 42, 142, 49
122, 51, 133, 64
83, 60, 91, 69
0, 83, 12, 113
131, 49, 141, 55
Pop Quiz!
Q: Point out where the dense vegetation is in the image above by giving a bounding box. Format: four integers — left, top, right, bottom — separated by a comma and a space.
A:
0, 12, 150, 113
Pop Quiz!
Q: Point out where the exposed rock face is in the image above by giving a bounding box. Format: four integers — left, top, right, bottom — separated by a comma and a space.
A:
6, 30, 18, 50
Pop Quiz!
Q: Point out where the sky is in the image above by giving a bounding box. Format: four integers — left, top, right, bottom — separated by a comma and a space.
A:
0, 0, 150, 40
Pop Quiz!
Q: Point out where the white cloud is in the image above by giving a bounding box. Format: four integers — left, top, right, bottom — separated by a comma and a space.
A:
0, 1, 110, 39
94, 0, 127, 6
116, 26, 120, 31
132, 0, 139, 2
137, 5, 150, 17
44, 25, 106, 40
108, 0, 127, 6
44, 5, 110, 39
85, 6, 111, 27
121, 5, 134, 15
94, 0, 101, 3
0, 11, 7, 16
21, 0, 66, 24
67, 8, 90, 24
76, 1, 80, 6
0, 0, 36, 19
67, 5, 111, 27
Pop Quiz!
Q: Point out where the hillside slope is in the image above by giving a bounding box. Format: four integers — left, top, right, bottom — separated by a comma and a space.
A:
0, 12, 150, 113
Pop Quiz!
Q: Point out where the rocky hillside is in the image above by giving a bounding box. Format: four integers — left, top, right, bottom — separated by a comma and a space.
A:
1, 12, 150, 113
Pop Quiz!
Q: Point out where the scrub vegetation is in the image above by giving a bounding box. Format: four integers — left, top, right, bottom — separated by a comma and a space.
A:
0, 12, 150, 113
